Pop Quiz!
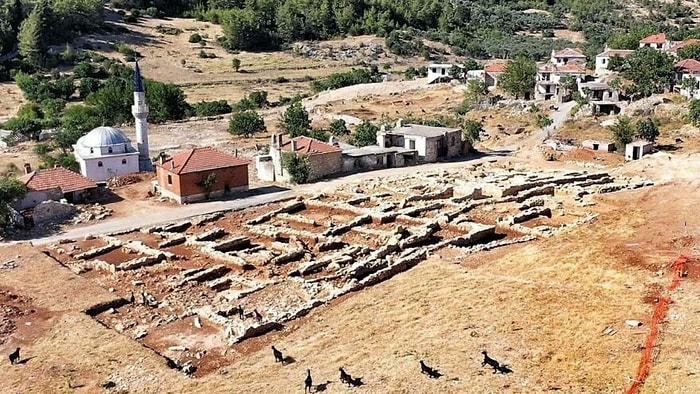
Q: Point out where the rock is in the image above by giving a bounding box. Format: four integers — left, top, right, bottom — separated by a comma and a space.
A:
625, 319, 643, 327
194, 316, 202, 329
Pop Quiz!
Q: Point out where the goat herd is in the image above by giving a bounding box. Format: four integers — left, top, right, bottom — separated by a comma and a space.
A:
270, 346, 513, 392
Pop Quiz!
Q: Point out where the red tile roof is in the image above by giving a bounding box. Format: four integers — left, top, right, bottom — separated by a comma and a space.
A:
280, 136, 342, 155
158, 146, 250, 175
556, 63, 587, 73
484, 63, 507, 73
19, 167, 97, 193
675, 59, 700, 73
552, 47, 585, 57
640, 33, 667, 44
669, 39, 700, 52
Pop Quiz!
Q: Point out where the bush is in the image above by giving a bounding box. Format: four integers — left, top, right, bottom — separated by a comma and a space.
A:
198, 50, 216, 59
73, 61, 95, 78
78, 77, 102, 99
248, 91, 269, 109
281, 102, 310, 137
349, 120, 379, 147
232, 57, 241, 72
308, 129, 329, 142
114, 42, 140, 60
275, 76, 289, 83
123, 13, 138, 23
194, 100, 232, 116
189, 33, 203, 43
310, 67, 382, 93
229, 110, 265, 138
40, 98, 66, 119
608, 116, 635, 150
329, 119, 349, 136
281, 152, 310, 184
155, 25, 182, 35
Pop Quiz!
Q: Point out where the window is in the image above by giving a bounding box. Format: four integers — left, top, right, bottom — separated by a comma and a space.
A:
602, 58, 606, 64
108, 147, 113, 153
122, 159, 127, 165
89, 148, 94, 154
97, 161, 103, 167
441, 68, 446, 75
167, 175, 172, 185
408, 139, 416, 150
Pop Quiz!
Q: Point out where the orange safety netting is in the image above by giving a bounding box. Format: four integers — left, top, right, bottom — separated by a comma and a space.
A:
624, 255, 689, 394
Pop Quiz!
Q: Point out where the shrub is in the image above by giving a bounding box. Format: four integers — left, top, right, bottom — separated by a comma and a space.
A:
73, 61, 94, 78
198, 50, 216, 59
349, 120, 379, 147
281, 152, 310, 184
232, 57, 241, 72
248, 91, 269, 109
189, 33, 203, 43
275, 76, 289, 83
229, 110, 265, 138
281, 102, 310, 137
329, 119, 349, 136
155, 25, 182, 35
310, 67, 382, 93
123, 13, 138, 23
194, 100, 232, 116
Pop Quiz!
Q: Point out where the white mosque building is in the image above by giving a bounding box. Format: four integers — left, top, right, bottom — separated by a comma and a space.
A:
73, 62, 153, 182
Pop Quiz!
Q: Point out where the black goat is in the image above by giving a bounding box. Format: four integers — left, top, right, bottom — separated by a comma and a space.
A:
8, 347, 20, 365
305, 369, 313, 393
129, 291, 135, 303
271, 346, 284, 363
339, 367, 352, 386
253, 309, 263, 322
419, 360, 442, 379
481, 351, 500, 373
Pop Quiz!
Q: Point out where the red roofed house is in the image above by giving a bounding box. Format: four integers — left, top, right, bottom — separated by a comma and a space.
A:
14, 164, 98, 210
257, 134, 343, 182
155, 146, 249, 204
484, 63, 506, 87
675, 59, 700, 99
639, 33, 670, 51
550, 47, 586, 67
668, 39, 700, 57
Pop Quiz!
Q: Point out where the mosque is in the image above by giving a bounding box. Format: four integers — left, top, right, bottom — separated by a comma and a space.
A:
73, 62, 153, 182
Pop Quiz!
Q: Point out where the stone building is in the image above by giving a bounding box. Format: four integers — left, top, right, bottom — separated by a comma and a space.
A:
256, 135, 343, 182
376, 120, 465, 163
155, 146, 249, 204
14, 164, 97, 210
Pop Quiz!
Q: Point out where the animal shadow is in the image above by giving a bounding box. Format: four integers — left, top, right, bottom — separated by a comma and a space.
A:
17, 356, 36, 365
282, 356, 296, 365
497, 364, 514, 374
315, 381, 332, 392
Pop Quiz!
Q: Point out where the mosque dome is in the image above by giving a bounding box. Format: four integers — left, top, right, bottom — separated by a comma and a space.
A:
77, 126, 131, 148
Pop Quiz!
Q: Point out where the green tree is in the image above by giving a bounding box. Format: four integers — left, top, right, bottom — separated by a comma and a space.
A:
329, 119, 349, 135
500, 56, 537, 99
462, 119, 483, 147
78, 77, 101, 99
689, 99, 700, 126
559, 74, 578, 95
636, 117, 660, 143
463, 79, 489, 109
624, 48, 674, 97
85, 77, 131, 125
200, 173, 217, 199
228, 110, 265, 138
676, 44, 700, 61
463, 59, 480, 71
0, 177, 27, 228
349, 120, 379, 147
145, 80, 191, 123
281, 151, 310, 184
232, 57, 241, 72
18, 0, 51, 67
248, 91, 269, 109
281, 102, 310, 137
608, 116, 635, 149
607, 55, 627, 72
3, 117, 42, 141
536, 114, 554, 129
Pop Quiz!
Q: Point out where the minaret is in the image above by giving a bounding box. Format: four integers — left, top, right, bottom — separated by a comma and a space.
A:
132, 61, 153, 171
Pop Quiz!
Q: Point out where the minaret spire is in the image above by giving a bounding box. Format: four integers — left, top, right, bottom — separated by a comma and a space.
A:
132, 60, 152, 171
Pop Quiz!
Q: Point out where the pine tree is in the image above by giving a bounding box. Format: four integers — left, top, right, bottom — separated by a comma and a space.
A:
18, 0, 50, 67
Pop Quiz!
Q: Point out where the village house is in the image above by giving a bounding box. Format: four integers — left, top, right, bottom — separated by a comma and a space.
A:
550, 48, 586, 67
668, 39, 700, 57
582, 140, 615, 152
674, 58, 700, 99
13, 165, 98, 210
256, 135, 343, 182
341, 141, 418, 173
639, 33, 670, 51
376, 119, 465, 163
154, 146, 249, 204
427, 63, 463, 84
484, 63, 506, 88
594, 48, 634, 76
626, 140, 653, 161
535, 63, 587, 102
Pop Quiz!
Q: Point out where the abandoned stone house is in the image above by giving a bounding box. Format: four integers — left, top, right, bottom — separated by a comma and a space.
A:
256, 135, 343, 182
484, 63, 506, 88
13, 165, 98, 210
376, 120, 465, 163
154, 146, 250, 204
